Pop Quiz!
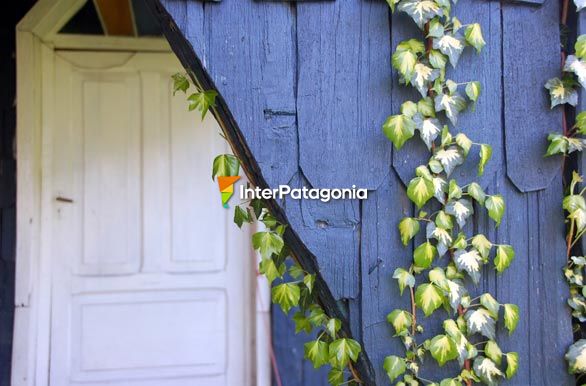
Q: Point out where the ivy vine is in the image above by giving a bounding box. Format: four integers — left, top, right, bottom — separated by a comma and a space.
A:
546, 0, 586, 378
381, 1, 519, 385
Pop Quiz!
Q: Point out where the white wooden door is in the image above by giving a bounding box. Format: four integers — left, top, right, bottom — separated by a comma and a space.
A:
48, 51, 253, 386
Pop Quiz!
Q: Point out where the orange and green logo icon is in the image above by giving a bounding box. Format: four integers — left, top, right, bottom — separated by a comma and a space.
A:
217, 176, 241, 208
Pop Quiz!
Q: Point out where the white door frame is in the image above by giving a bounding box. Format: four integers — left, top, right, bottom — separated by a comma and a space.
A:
13, 1, 271, 385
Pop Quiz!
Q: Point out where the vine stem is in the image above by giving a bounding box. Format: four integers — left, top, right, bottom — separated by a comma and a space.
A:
568, 218, 576, 257
348, 362, 362, 384
458, 305, 473, 386
410, 286, 417, 336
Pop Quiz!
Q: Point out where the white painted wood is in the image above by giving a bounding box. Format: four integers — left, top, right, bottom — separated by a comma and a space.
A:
45, 51, 254, 386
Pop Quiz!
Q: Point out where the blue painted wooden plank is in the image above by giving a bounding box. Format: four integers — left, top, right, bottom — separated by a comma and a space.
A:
391, 3, 502, 189
502, 1, 561, 192
296, 0, 393, 190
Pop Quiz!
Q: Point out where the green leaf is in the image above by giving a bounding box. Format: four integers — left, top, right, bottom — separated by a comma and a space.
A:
429, 49, 448, 70
329, 338, 361, 368
480, 293, 500, 319
545, 77, 578, 108
414, 241, 437, 269
465, 81, 482, 110
446, 279, 466, 311
484, 341, 503, 366
435, 211, 453, 229
326, 318, 341, 338
327, 368, 345, 386
433, 33, 465, 67
577, 35, 586, 60
307, 305, 328, 326
212, 154, 240, 179
435, 147, 464, 176
384, 355, 406, 382
415, 283, 444, 316
464, 24, 486, 53
234, 206, 251, 228
434, 93, 467, 125
471, 234, 492, 259
428, 18, 445, 38
445, 199, 474, 228
455, 133, 472, 156
399, 217, 420, 246
271, 283, 300, 313
412, 63, 440, 97
171, 73, 190, 95
393, 268, 416, 295
495, 245, 515, 273
505, 352, 519, 379
252, 231, 284, 259
448, 180, 462, 201
383, 114, 416, 149
485, 195, 505, 226
303, 274, 315, 293
430, 334, 458, 366
465, 308, 496, 340
187, 90, 218, 119
577, 111, 586, 135
564, 55, 586, 89
292, 311, 312, 334
392, 50, 418, 81
440, 379, 462, 386
467, 182, 486, 205
304, 339, 330, 368
259, 257, 284, 283
503, 303, 520, 335
473, 356, 503, 385
387, 309, 413, 335
454, 249, 482, 284
478, 144, 492, 176
397, 0, 442, 28
407, 176, 435, 209
418, 97, 436, 117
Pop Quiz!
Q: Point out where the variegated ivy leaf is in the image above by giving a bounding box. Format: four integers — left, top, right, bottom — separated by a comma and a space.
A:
503, 303, 520, 335
443, 319, 473, 367
414, 115, 441, 149
546, 134, 568, 156
473, 356, 503, 385
429, 334, 458, 366
440, 378, 462, 386
426, 223, 452, 257
576, 0, 586, 11
428, 18, 444, 38
407, 176, 435, 208
455, 133, 472, 156
448, 179, 462, 201
433, 33, 466, 67
446, 199, 474, 228
414, 241, 437, 269
576, 35, 586, 60
485, 194, 505, 226
564, 194, 586, 232
471, 234, 492, 259
464, 23, 486, 53
415, 283, 445, 316
485, 341, 503, 366
435, 210, 453, 229
567, 340, 586, 374
383, 114, 415, 149
480, 293, 500, 319
446, 279, 467, 311
392, 50, 418, 81
429, 49, 449, 70
478, 144, 492, 176
387, 309, 413, 335
454, 249, 482, 284
393, 268, 415, 295
435, 147, 464, 176
564, 55, 586, 89
505, 352, 519, 379
399, 217, 420, 246
495, 244, 515, 273
434, 93, 467, 125
401, 101, 419, 118
433, 176, 448, 204
412, 63, 440, 97
545, 77, 578, 107
452, 232, 468, 250
397, 0, 442, 29
418, 97, 436, 117
465, 308, 496, 340
568, 137, 586, 153
465, 81, 482, 111
384, 355, 406, 382
428, 266, 447, 287
467, 182, 486, 205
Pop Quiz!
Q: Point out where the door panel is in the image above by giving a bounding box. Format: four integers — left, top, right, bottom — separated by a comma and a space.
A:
49, 51, 252, 386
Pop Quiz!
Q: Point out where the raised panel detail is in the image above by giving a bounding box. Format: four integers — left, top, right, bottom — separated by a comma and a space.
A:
70, 290, 227, 382
78, 73, 142, 275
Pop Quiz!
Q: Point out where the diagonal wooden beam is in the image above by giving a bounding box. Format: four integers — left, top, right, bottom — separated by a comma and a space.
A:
93, 0, 136, 36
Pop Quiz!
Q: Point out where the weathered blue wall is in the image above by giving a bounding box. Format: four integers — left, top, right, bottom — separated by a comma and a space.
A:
156, 1, 574, 384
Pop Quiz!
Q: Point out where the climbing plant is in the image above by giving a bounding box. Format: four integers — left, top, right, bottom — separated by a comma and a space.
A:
172, 73, 364, 385
381, 1, 519, 385
546, 0, 586, 377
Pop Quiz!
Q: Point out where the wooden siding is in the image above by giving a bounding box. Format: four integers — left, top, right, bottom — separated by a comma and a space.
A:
151, 1, 574, 384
